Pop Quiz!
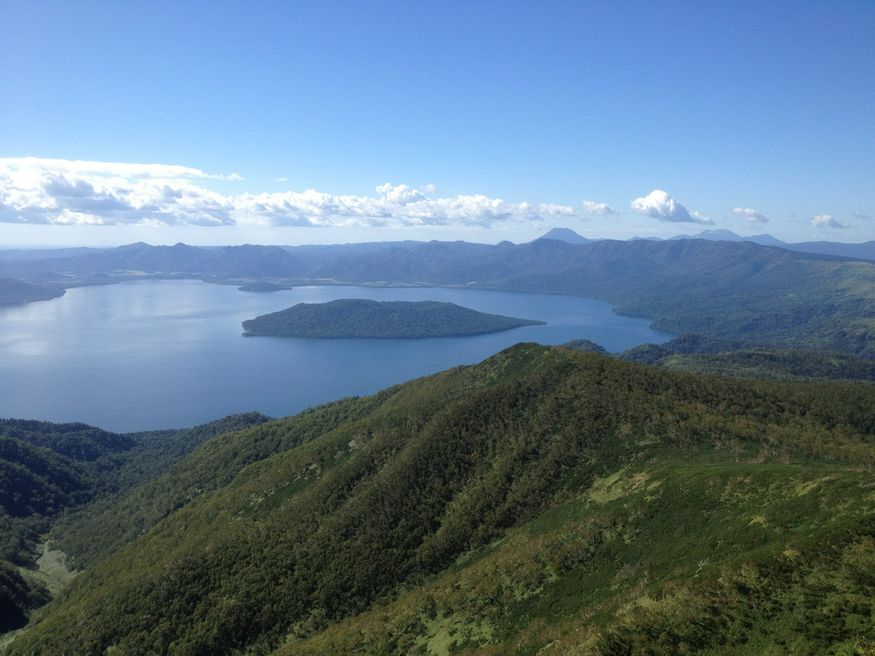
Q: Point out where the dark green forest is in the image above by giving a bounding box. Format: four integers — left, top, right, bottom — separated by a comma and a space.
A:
4, 345, 874, 654
0, 279, 64, 305
0, 414, 268, 632
618, 334, 875, 383
242, 299, 544, 338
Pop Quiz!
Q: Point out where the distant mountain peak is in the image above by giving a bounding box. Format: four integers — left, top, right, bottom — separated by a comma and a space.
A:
695, 229, 744, 241
535, 227, 590, 244
746, 233, 786, 247
668, 230, 786, 248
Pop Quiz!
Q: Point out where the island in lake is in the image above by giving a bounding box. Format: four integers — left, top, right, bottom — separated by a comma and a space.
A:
242, 298, 545, 338
237, 281, 291, 293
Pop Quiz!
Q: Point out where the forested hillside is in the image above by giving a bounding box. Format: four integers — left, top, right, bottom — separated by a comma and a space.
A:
7, 345, 874, 655
620, 334, 875, 383
0, 279, 64, 305
0, 413, 268, 632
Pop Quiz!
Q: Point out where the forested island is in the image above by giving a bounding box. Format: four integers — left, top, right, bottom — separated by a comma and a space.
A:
242, 298, 544, 338
237, 282, 290, 293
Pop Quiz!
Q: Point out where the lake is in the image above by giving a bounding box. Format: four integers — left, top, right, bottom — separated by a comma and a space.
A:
0, 280, 671, 431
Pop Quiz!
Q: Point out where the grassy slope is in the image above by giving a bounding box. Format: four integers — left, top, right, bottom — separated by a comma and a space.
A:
8, 345, 875, 655
288, 455, 875, 656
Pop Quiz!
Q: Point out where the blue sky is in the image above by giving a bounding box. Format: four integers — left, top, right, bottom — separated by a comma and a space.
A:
1, 1, 873, 246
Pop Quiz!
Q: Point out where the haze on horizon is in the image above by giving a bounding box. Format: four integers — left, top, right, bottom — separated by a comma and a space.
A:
1, 1, 873, 247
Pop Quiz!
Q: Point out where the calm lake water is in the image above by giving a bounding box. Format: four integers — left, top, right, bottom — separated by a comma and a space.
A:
0, 281, 670, 431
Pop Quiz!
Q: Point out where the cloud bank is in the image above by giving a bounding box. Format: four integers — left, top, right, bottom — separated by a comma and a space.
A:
0, 157, 575, 229
732, 207, 769, 223
811, 214, 847, 229
581, 200, 618, 216
630, 189, 711, 224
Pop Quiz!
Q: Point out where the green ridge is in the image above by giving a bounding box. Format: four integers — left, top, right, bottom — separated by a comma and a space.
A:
6, 345, 874, 655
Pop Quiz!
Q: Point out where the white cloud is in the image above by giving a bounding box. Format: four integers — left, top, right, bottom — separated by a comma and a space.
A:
7, 157, 220, 180
630, 189, 711, 224
811, 214, 847, 229
375, 182, 426, 205
233, 187, 575, 228
732, 207, 769, 223
854, 211, 872, 221
581, 200, 618, 216
0, 157, 575, 229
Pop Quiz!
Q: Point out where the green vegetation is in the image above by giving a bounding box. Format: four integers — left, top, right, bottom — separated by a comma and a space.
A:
621, 334, 875, 383
0, 561, 49, 633
562, 338, 607, 354
0, 279, 64, 305
504, 240, 875, 358
658, 349, 875, 382
0, 413, 268, 632
238, 281, 290, 293
242, 298, 544, 338
7, 345, 875, 654
0, 421, 130, 567
50, 407, 354, 570
621, 333, 751, 364
0, 421, 125, 630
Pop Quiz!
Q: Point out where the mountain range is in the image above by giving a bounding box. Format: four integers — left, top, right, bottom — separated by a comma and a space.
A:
540, 226, 875, 261
2, 233, 874, 357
